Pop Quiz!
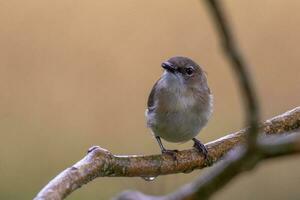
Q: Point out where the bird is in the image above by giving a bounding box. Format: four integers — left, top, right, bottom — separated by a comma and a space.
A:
145, 56, 213, 158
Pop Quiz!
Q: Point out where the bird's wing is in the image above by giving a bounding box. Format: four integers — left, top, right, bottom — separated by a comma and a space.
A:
147, 80, 159, 113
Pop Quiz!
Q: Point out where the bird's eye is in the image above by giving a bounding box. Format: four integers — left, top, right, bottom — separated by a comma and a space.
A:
185, 67, 194, 75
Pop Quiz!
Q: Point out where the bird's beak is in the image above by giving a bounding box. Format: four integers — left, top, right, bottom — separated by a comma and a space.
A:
161, 62, 176, 72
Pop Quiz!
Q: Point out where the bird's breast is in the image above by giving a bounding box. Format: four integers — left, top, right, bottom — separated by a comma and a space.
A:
146, 74, 213, 143
147, 92, 211, 143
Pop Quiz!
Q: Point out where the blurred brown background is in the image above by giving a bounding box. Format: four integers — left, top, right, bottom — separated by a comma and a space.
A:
0, 0, 300, 199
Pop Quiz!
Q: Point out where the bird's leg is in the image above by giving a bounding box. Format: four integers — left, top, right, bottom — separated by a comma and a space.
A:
155, 136, 178, 159
192, 138, 208, 159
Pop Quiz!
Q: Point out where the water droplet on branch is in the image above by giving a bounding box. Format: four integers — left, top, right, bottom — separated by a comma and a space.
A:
141, 176, 156, 181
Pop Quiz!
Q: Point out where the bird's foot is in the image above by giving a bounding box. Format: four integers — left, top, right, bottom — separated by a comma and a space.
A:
162, 149, 178, 160
192, 138, 208, 159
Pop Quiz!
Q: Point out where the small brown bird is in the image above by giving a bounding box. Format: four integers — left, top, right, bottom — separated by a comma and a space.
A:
145, 56, 213, 158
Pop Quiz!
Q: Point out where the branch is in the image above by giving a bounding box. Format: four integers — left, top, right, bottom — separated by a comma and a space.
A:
34, 107, 300, 200
114, 131, 300, 200
162, 132, 300, 200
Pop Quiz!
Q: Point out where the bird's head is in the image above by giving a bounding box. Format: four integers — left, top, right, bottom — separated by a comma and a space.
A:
161, 56, 208, 89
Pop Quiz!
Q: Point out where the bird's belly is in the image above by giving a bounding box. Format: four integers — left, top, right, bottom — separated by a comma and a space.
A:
151, 110, 206, 143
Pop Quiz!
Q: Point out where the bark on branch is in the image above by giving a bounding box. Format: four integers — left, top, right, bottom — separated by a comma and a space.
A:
34, 107, 300, 200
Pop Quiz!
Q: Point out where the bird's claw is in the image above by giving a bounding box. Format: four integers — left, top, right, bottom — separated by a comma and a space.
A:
193, 138, 208, 159
162, 149, 178, 160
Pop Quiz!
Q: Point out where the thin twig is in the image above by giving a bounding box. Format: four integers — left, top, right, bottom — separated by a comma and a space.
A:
204, 0, 260, 146
260, 132, 300, 158
173, 0, 261, 198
